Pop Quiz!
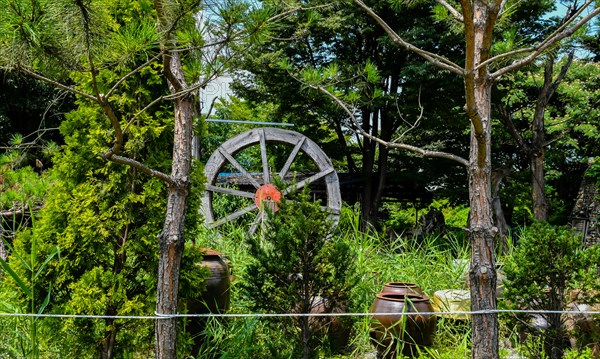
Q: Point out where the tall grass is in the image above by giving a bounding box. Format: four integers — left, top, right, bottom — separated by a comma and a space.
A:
193, 205, 474, 358
337, 207, 472, 358
0, 210, 60, 359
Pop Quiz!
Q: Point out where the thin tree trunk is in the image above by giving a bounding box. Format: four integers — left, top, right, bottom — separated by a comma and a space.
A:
361, 108, 376, 229
371, 114, 392, 228
528, 53, 572, 221
531, 58, 550, 222
468, 162, 499, 359
100, 224, 128, 359
545, 312, 565, 359
155, 89, 194, 358
531, 153, 547, 221
373, 144, 389, 221
333, 120, 357, 173
301, 297, 310, 359
492, 169, 510, 253
468, 72, 498, 359
99, 315, 117, 359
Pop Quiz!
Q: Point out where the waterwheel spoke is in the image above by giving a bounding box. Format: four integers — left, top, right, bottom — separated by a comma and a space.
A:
218, 147, 261, 189
321, 205, 340, 216
259, 129, 270, 184
279, 136, 305, 181
205, 184, 255, 199
282, 168, 334, 195
210, 203, 258, 227
248, 211, 265, 236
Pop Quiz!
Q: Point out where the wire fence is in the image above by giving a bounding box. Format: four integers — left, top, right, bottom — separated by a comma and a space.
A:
0, 309, 599, 320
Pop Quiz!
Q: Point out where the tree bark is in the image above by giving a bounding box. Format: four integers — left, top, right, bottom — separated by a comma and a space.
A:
531, 152, 547, 221
155, 52, 195, 356
464, 2, 499, 355
468, 84, 499, 359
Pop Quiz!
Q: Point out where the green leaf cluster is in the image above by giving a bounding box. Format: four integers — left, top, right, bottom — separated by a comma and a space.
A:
241, 187, 356, 357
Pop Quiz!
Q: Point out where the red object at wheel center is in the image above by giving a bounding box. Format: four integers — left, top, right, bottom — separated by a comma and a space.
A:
254, 184, 282, 211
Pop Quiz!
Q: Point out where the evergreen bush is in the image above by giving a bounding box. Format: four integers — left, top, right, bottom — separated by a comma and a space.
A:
241, 187, 355, 359
501, 222, 600, 359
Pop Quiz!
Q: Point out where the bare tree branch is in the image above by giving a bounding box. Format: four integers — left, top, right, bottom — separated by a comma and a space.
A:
16, 56, 169, 187
0, 206, 43, 219
497, 106, 530, 154
354, 0, 464, 76
393, 87, 424, 142
551, 51, 574, 91
121, 43, 239, 136
100, 153, 174, 184
499, 0, 509, 15
436, 0, 463, 22
490, 3, 600, 79
315, 85, 469, 167
19, 68, 98, 102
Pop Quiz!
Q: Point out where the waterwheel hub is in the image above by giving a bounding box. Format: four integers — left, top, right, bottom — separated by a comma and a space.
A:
254, 184, 281, 211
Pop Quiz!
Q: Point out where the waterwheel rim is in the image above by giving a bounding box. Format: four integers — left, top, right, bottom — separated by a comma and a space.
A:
202, 127, 341, 234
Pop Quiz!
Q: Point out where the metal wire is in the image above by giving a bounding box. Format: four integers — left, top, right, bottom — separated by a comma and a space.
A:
0, 309, 597, 320
205, 119, 294, 126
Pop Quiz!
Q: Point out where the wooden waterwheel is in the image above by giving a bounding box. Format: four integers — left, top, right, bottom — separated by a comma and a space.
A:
202, 128, 342, 234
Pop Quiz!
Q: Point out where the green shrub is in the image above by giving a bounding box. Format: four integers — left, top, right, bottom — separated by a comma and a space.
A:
501, 222, 600, 359
240, 188, 356, 359
564, 347, 595, 359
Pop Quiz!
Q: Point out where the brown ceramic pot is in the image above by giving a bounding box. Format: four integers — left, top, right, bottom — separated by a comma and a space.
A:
370, 293, 437, 358
308, 296, 350, 353
380, 282, 424, 296
186, 249, 232, 357
193, 248, 231, 313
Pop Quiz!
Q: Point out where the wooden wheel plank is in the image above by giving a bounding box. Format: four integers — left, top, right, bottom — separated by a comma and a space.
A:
217, 147, 262, 189
279, 136, 305, 180
259, 128, 270, 184
281, 168, 335, 195
209, 203, 258, 227
205, 184, 255, 199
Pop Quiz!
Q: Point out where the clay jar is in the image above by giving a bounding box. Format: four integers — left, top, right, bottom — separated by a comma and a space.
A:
370, 293, 437, 358
380, 282, 424, 296
194, 248, 231, 313
308, 296, 350, 353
